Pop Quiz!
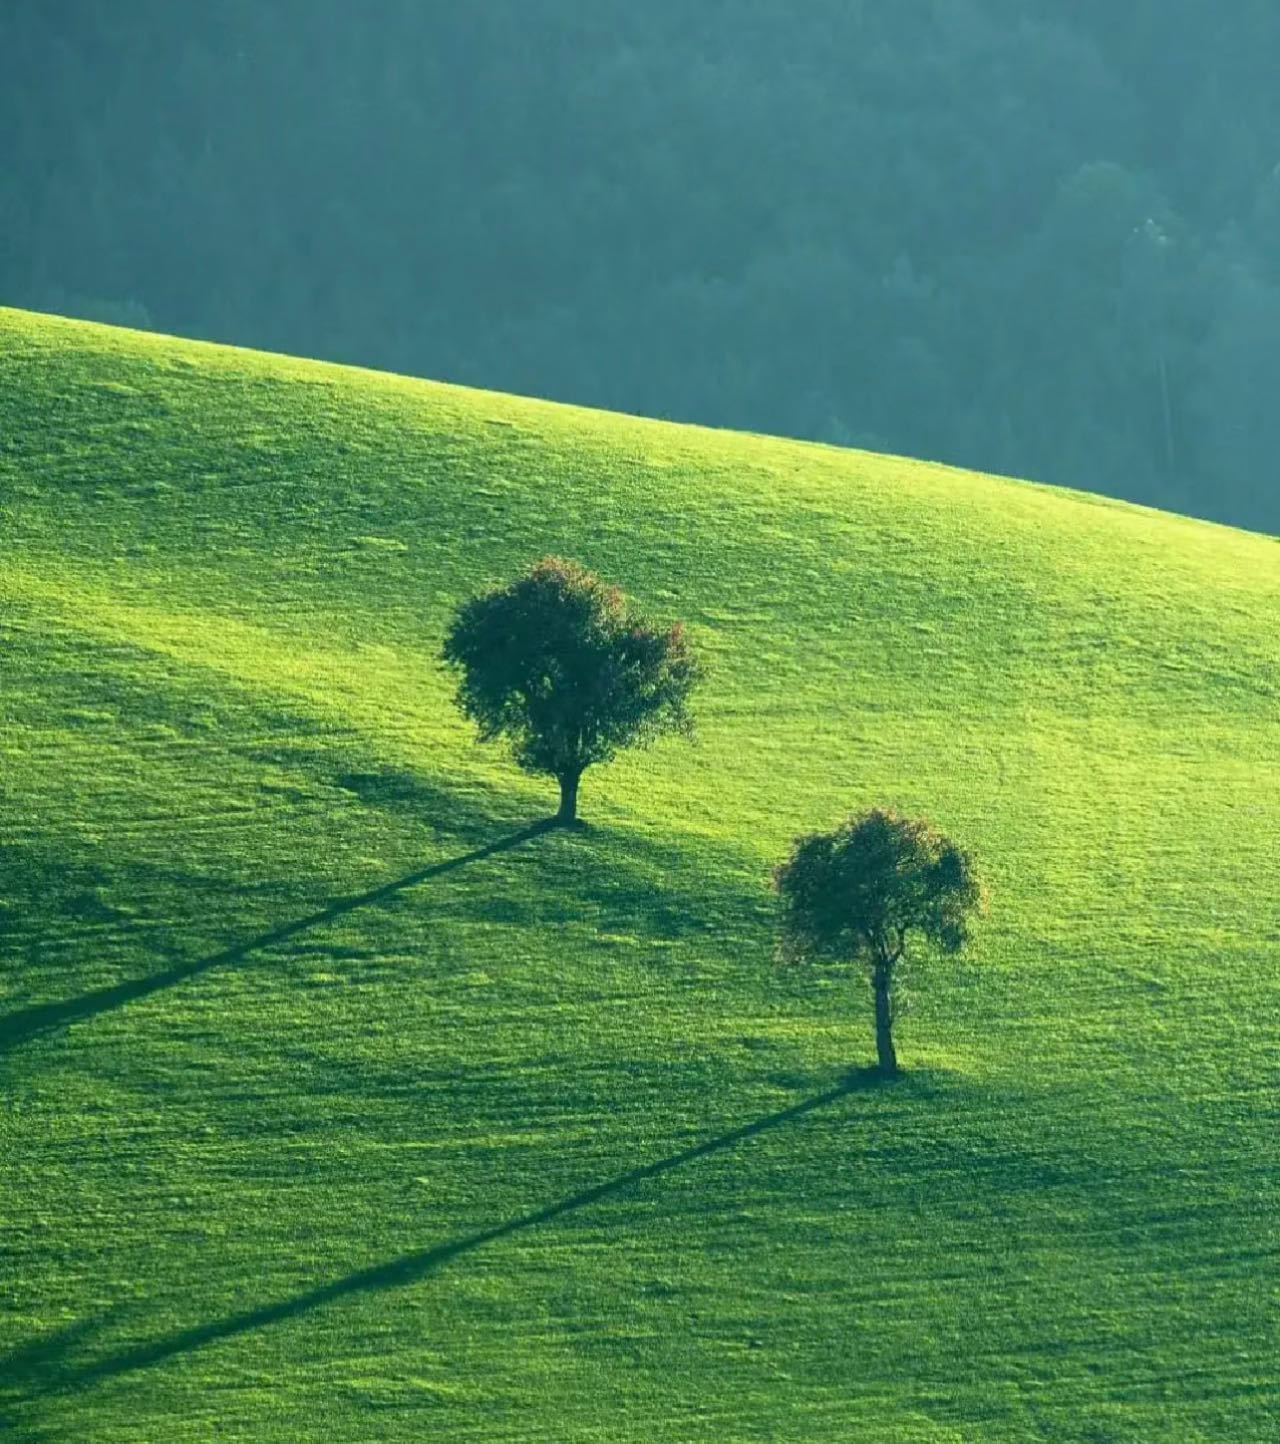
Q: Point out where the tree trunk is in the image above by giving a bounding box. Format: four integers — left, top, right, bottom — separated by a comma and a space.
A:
556, 769, 582, 826
873, 967, 898, 1077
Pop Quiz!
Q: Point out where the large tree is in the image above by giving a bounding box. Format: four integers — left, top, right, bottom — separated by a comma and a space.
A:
773, 808, 982, 1077
442, 557, 700, 825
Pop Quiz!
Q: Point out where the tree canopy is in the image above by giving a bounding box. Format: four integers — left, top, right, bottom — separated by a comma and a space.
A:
442, 558, 700, 823
3, 2, 1277, 533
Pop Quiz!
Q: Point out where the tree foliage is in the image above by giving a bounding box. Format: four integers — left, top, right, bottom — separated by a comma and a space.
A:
774, 809, 982, 1076
442, 558, 700, 823
3, 3, 1277, 532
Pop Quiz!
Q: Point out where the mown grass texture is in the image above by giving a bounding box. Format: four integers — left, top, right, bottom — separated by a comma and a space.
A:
0, 306, 1277, 1442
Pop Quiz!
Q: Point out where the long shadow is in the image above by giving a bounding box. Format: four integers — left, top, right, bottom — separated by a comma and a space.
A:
19, 1072, 881, 1398
0, 820, 553, 1054
0, 1308, 124, 1419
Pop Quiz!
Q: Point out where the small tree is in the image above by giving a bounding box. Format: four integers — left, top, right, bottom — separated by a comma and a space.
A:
773, 808, 982, 1077
442, 557, 701, 825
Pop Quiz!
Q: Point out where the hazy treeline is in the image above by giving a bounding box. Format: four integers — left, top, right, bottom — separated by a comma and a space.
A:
3, 2, 1278, 532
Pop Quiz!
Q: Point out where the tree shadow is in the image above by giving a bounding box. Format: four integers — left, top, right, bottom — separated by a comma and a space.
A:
0, 819, 554, 1055
0, 1307, 128, 1422
13, 1071, 884, 1400
0, 775, 778, 1062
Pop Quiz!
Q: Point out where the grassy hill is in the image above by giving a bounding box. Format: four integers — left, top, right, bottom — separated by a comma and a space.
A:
1, 306, 1276, 1442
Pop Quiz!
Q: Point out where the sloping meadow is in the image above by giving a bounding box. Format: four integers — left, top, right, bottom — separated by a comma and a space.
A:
1, 308, 1277, 1441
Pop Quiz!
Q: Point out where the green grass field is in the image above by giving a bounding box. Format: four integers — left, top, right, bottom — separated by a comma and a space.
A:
1, 306, 1277, 1442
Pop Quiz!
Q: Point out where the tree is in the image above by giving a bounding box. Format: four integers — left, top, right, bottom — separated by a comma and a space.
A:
442, 557, 701, 825
773, 808, 982, 1077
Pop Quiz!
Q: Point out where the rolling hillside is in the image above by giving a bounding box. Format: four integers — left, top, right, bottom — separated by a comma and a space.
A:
1, 306, 1277, 1442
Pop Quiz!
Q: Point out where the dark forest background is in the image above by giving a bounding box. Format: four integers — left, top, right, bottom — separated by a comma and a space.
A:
3, 2, 1278, 532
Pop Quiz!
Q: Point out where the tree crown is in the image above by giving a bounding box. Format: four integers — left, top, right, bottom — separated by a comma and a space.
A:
442, 557, 701, 781
773, 808, 982, 970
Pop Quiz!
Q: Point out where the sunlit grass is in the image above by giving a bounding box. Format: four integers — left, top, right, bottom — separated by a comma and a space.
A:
1, 307, 1277, 1442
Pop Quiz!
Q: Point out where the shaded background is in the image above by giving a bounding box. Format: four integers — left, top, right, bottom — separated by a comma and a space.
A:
2, 1, 1277, 533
